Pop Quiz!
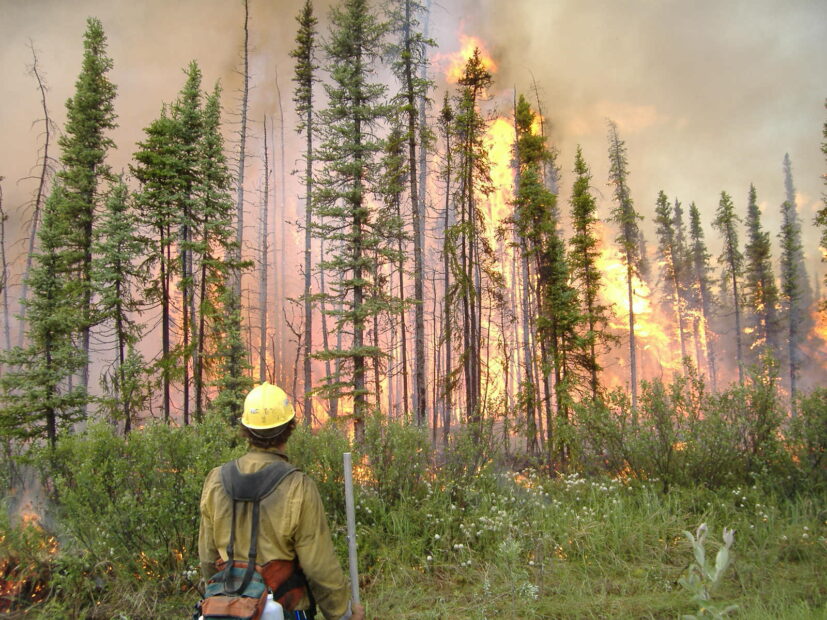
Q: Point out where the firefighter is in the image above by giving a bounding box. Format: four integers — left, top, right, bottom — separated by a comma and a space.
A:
199, 382, 365, 620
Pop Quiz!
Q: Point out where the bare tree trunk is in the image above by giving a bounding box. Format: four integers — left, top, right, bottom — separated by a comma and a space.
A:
0, 179, 10, 354
627, 260, 638, 416
19, 46, 54, 348
234, 0, 251, 298
276, 73, 288, 384
401, 0, 428, 429
394, 193, 410, 419
319, 241, 337, 417
259, 117, 270, 383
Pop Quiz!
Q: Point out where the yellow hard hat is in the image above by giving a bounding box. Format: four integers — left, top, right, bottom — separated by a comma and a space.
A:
241, 382, 295, 430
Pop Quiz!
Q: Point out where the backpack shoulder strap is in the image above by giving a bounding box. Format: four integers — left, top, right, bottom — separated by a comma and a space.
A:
218, 459, 299, 595
220, 459, 298, 502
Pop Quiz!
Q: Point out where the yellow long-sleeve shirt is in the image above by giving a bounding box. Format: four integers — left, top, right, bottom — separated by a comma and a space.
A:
198, 446, 350, 620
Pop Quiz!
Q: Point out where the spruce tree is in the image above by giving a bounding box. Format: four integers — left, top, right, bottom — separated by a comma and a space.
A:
0, 186, 87, 448
194, 85, 242, 421
54, 17, 117, 399
780, 199, 804, 414
386, 0, 434, 428
91, 177, 146, 433
313, 0, 391, 441
712, 191, 745, 385
782, 154, 813, 327
448, 48, 494, 430
568, 145, 612, 400
654, 192, 690, 364
132, 109, 181, 422
688, 202, 718, 390
172, 62, 204, 425
290, 0, 319, 426
743, 183, 780, 361
606, 119, 644, 413
514, 94, 584, 465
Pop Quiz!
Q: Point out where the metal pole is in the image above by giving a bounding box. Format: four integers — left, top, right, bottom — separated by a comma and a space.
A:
343, 452, 361, 605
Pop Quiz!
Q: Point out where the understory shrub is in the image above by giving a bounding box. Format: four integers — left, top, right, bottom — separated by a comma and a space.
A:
37, 415, 239, 596
573, 364, 799, 490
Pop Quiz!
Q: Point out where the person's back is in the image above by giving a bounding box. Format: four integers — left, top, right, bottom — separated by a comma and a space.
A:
198, 382, 364, 620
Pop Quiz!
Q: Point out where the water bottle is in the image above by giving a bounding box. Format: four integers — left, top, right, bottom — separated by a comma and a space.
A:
261, 594, 285, 620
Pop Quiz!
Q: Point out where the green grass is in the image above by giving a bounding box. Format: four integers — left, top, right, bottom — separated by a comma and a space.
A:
1, 419, 824, 619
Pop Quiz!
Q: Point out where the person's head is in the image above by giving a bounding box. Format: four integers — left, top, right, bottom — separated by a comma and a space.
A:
241, 382, 296, 449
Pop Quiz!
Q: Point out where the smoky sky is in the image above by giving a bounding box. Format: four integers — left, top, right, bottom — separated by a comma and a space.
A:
1, 0, 825, 283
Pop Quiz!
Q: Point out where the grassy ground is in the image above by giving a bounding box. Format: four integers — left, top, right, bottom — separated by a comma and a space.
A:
2, 430, 825, 619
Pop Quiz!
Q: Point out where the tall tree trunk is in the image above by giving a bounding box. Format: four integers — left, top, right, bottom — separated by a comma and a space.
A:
731, 269, 744, 385
274, 73, 289, 384
300, 87, 314, 426
626, 259, 638, 416
259, 117, 270, 383
0, 181, 9, 353
161, 225, 171, 422
235, 0, 250, 297
395, 194, 410, 419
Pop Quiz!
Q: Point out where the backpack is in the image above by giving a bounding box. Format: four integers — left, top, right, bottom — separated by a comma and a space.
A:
198, 460, 315, 620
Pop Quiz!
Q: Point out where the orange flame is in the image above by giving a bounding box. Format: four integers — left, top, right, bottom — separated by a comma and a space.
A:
434, 33, 497, 83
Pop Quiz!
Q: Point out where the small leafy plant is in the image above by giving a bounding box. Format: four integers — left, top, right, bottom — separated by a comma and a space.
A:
679, 523, 738, 619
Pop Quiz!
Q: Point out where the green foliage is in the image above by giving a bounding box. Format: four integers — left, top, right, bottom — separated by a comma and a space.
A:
787, 388, 827, 490
574, 363, 792, 490
0, 186, 88, 448
30, 419, 238, 614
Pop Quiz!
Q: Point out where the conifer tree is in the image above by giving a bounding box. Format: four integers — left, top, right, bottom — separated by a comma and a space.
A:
568, 146, 612, 399
514, 94, 584, 464
606, 119, 643, 413
743, 183, 780, 360
780, 199, 804, 414
0, 186, 87, 448
437, 93, 456, 445
712, 191, 745, 385
172, 62, 204, 425
208, 286, 253, 424
91, 178, 146, 433
194, 85, 241, 421
782, 154, 813, 326
386, 0, 434, 428
313, 0, 391, 440
688, 202, 718, 390
654, 191, 689, 363
132, 110, 180, 422
53, 17, 117, 398
379, 121, 411, 419
290, 0, 319, 425
448, 49, 494, 430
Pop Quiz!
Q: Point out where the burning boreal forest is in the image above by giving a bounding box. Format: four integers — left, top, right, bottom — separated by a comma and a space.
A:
0, 0, 825, 617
